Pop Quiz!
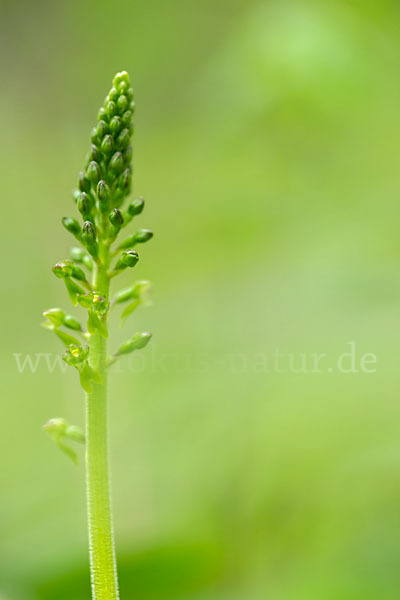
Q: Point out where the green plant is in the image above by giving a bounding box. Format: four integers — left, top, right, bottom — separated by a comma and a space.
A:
42, 71, 153, 599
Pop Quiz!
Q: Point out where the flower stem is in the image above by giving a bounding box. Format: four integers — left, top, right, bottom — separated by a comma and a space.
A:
85, 257, 120, 599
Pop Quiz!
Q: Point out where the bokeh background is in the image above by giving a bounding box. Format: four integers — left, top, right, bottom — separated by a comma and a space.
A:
1, 0, 400, 597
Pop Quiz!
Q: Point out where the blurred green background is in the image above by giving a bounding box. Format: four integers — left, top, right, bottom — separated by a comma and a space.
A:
2, 0, 400, 597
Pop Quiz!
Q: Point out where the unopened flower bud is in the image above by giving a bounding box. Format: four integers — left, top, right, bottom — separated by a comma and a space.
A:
121, 110, 133, 128
110, 152, 124, 175
109, 208, 124, 231
43, 307, 81, 331
87, 161, 101, 185
91, 127, 99, 144
106, 101, 116, 118
118, 81, 128, 94
43, 310, 81, 332
97, 180, 111, 212
98, 106, 106, 121
77, 192, 94, 218
117, 95, 128, 113
118, 229, 153, 250
101, 134, 114, 155
43, 417, 68, 439
135, 229, 153, 243
124, 144, 133, 162
82, 221, 98, 257
117, 128, 130, 149
108, 87, 118, 101
110, 115, 122, 135
119, 168, 131, 191
79, 171, 91, 193
62, 217, 81, 238
97, 120, 108, 139
82, 220, 96, 242
128, 197, 144, 216
87, 145, 101, 164
113, 71, 130, 88
117, 332, 152, 355
114, 250, 139, 271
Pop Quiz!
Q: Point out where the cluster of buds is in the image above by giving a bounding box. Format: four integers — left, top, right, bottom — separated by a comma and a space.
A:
44, 72, 154, 461
60, 71, 154, 274
69, 70, 138, 262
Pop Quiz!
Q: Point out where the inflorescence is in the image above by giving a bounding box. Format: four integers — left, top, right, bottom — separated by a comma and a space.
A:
43, 71, 153, 460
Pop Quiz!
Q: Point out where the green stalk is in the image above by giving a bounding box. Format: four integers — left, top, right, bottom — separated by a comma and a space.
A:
86, 257, 119, 598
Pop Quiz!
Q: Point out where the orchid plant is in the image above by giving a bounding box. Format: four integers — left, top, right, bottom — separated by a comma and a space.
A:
42, 71, 153, 599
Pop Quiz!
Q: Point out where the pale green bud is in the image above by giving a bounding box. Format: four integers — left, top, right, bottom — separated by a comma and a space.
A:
88, 144, 101, 163
108, 87, 118, 101
127, 197, 144, 216
87, 161, 101, 185
117, 128, 130, 149
109, 208, 124, 232
97, 120, 108, 139
117, 332, 152, 355
121, 110, 133, 128
114, 250, 139, 271
113, 71, 130, 88
110, 152, 124, 175
62, 217, 82, 242
79, 171, 91, 193
106, 100, 116, 118
118, 229, 153, 250
82, 221, 98, 257
117, 95, 129, 113
110, 115, 122, 135
97, 180, 111, 212
77, 192, 94, 218
101, 134, 114, 155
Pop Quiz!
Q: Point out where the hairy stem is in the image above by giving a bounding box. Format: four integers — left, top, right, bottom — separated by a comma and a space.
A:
86, 254, 119, 599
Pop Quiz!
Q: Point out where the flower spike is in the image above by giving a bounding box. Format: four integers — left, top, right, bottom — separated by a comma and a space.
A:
42, 71, 153, 597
